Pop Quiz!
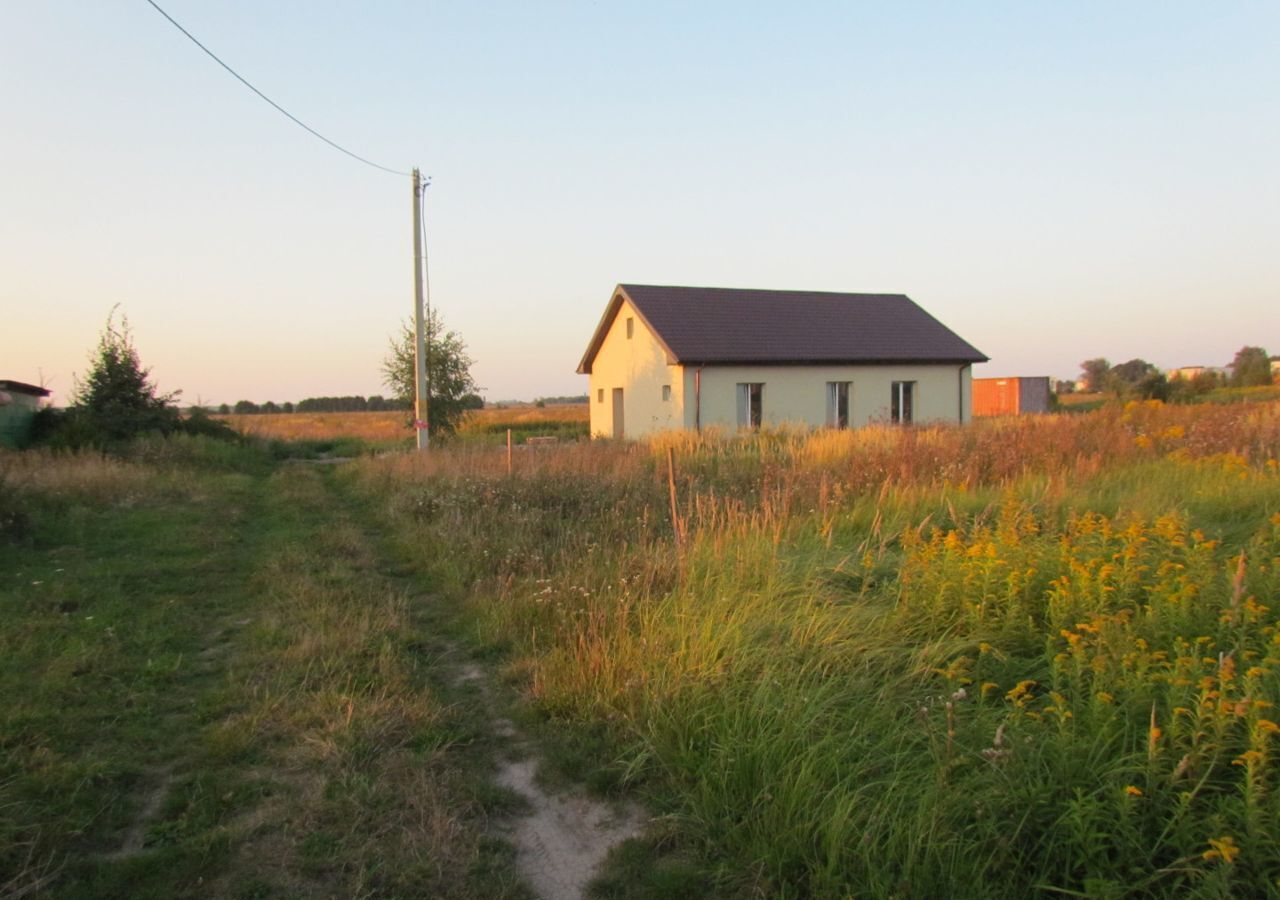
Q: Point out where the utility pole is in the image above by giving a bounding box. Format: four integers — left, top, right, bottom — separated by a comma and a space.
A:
412, 168, 429, 450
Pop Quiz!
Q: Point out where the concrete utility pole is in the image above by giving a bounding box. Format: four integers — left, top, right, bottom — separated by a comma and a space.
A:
412, 168, 429, 450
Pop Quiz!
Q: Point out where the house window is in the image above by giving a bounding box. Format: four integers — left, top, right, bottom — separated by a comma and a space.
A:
891, 381, 915, 424
662, 384, 671, 402
597, 388, 604, 403
826, 382, 851, 428
736, 383, 763, 429
626, 317, 634, 339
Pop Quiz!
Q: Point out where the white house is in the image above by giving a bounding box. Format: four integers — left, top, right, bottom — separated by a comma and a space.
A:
576, 284, 988, 439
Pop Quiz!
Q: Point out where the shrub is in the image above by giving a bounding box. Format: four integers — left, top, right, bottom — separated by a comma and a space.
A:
69, 309, 181, 443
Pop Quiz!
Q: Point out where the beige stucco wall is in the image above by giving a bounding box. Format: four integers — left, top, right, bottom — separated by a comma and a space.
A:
587, 299, 684, 437
679, 363, 972, 433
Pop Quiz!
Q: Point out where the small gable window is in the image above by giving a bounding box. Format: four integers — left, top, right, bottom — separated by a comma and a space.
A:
597, 388, 604, 403
626, 317, 634, 339
662, 384, 671, 401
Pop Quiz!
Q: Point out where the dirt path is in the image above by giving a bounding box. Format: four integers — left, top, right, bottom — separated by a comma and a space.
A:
495, 757, 644, 899
453, 663, 646, 899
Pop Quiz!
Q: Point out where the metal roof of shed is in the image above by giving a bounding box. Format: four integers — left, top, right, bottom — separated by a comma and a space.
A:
0, 380, 51, 397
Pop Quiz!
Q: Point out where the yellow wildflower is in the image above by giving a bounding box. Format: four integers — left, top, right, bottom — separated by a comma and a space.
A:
1203, 836, 1240, 864
1006, 680, 1037, 707
1124, 785, 1143, 797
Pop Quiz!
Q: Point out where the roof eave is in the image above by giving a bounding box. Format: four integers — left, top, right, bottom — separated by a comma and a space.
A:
0, 380, 51, 396
675, 356, 990, 367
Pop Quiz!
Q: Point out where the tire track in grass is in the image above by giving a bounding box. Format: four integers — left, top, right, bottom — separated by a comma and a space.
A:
337, 473, 649, 900
187, 463, 530, 899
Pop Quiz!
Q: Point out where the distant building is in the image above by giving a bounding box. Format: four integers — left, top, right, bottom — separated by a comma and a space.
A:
1167, 365, 1228, 383
972, 377, 1051, 416
0, 380, 51, 448
577, 284, 988, 438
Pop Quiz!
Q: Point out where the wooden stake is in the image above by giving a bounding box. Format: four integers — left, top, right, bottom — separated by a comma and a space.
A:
506, 428, 513, 476
667, 446, 682, 548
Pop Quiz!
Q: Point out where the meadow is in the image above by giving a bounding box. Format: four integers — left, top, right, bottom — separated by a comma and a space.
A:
350, 399, 1280, 897
215, 403, 589, 449
4, 398, 1279, 898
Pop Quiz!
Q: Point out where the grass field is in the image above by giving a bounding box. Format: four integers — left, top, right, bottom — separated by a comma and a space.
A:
351, 398, 1280, 897
216, 409, 411, 444
0, 439, 525, 899
215, 404, 589, 449
6, 398, 1280, 897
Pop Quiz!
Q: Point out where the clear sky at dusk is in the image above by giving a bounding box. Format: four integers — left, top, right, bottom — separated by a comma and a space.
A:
3, 2, 1277, 405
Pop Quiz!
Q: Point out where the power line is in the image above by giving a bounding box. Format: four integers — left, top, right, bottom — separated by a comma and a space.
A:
143, 0, 409, 177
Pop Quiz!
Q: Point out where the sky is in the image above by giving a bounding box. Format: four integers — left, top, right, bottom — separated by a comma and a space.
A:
2, 2, 1277, 405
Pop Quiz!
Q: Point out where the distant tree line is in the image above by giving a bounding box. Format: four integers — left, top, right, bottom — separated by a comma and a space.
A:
1075, 346, 1275, 401
222, 396, 399, 415
217, 394, 484, 416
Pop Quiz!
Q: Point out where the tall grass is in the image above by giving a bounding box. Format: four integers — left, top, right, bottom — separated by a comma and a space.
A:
352, 400, 1280, 897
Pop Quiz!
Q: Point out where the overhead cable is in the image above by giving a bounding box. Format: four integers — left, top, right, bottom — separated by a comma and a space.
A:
143, 0, 409, 176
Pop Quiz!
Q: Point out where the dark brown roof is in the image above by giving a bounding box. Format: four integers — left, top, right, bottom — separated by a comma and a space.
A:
0, 380, 51, 397
577, 284, 987, 374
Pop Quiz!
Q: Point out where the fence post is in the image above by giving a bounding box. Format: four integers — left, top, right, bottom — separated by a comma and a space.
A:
507, 428, 513, 477
667, 446, 682, 549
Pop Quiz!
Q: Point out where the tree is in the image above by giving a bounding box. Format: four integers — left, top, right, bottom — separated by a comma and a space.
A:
1079, 358, 1112, 393
1230, 346, 1272, 387
218, 403, 231, 415
233, 400, 259, 414
382, 310, 478, 437
71, 309, 180, 442
1167, 369, 1220, 402
1103, 358, 1168, 400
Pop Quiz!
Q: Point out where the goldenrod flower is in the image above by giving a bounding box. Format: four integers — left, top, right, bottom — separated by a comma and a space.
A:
1203, 836, 1240, 864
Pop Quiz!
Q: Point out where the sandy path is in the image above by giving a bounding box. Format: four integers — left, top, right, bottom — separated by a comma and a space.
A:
456, 664, 645, 899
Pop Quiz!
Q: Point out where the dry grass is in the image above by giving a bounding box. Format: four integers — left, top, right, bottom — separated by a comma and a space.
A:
461, 404, 589, 430
217, 411, 411, 442
0, 446, 184, 504
215, 404, 588, 444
